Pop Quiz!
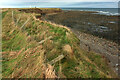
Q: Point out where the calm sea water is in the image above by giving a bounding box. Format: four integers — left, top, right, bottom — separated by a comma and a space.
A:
62, 8, 119, 15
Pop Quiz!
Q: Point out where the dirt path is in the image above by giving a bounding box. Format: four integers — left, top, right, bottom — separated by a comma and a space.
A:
71, 29, 119, 75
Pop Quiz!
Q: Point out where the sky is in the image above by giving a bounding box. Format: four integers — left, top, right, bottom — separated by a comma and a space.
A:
0, 0, 119, 8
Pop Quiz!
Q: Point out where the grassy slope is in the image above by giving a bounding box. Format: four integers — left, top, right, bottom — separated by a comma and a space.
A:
2, 8, 117, 78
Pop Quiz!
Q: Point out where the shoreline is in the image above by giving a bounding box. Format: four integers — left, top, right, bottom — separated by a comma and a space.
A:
61, 8, 120, 16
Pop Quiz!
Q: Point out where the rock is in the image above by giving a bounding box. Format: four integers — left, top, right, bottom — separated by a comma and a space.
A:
63, 44, 73, 54
63, 44, 74, 58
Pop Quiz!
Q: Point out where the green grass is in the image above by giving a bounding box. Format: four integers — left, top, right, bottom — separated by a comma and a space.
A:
2, 32, 27, 51
2, 11, 8, 19
2, 58, 17, 77
47, 24, 70, 45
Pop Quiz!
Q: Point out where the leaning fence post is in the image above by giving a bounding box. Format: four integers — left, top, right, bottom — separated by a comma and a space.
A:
12, 11, 14, 22
21, 18, 30, 29
15, 14, 21, 26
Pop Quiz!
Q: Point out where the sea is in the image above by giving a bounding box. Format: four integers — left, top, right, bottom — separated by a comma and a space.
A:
61, 8, 120, 16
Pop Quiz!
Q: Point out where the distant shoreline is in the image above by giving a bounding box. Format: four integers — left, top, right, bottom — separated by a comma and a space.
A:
61, 8, 120, 16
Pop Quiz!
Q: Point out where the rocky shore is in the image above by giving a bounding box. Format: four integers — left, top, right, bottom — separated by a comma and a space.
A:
71, 28, 119, 75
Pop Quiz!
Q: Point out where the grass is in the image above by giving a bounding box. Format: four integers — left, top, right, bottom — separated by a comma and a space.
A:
2, 8, 117, 78
2, 31, 27, 51
2, 11, 8, 19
